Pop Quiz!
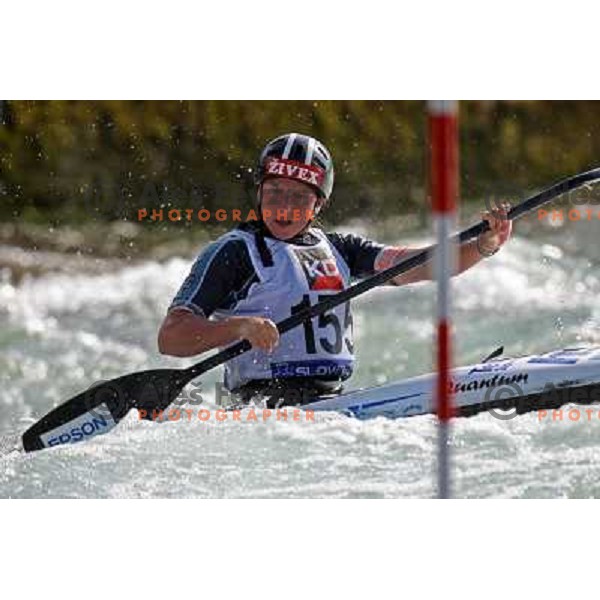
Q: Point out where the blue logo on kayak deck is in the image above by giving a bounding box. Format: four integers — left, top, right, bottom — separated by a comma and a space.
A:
528, 350, 579, 365
528, 356, 578, 365
528, 348, 598, 365
345, 393, 424, 418
468, 361, 514, 375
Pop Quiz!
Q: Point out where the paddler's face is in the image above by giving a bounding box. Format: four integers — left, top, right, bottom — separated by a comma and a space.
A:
260, 177, 321, 240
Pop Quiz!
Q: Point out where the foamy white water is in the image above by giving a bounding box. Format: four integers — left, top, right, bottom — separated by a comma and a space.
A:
1, 220, 599, 498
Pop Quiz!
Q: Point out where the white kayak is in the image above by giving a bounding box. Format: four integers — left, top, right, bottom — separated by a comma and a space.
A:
8, 346, 600, 457
305, 346, 600, 419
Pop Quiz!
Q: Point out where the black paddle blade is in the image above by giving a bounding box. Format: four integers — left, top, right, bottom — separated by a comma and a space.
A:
22, 368, 188, 453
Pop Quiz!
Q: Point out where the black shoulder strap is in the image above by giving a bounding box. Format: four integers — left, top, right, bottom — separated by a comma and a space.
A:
254, 230, 274, 267
237, 220, 274, 268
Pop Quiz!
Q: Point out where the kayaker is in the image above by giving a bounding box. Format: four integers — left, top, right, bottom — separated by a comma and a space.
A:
158, 133, 512, 407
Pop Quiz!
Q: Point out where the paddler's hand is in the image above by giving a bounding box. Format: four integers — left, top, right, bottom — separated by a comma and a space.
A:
233, 316, 280, 353
478, 202, 512, 256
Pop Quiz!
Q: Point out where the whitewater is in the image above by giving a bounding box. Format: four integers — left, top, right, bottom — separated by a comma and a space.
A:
1, 216, 599, 498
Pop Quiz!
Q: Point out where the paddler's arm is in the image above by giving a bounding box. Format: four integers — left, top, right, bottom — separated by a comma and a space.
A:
158, 309, 279, 357
378, 203, 513, 286
159, 236, 279, 356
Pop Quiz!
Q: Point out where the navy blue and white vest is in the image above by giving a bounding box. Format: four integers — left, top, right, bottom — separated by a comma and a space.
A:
213, 228, 355, 390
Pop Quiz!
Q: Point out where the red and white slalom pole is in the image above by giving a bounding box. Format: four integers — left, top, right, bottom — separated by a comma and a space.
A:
428, 100, 459, 499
